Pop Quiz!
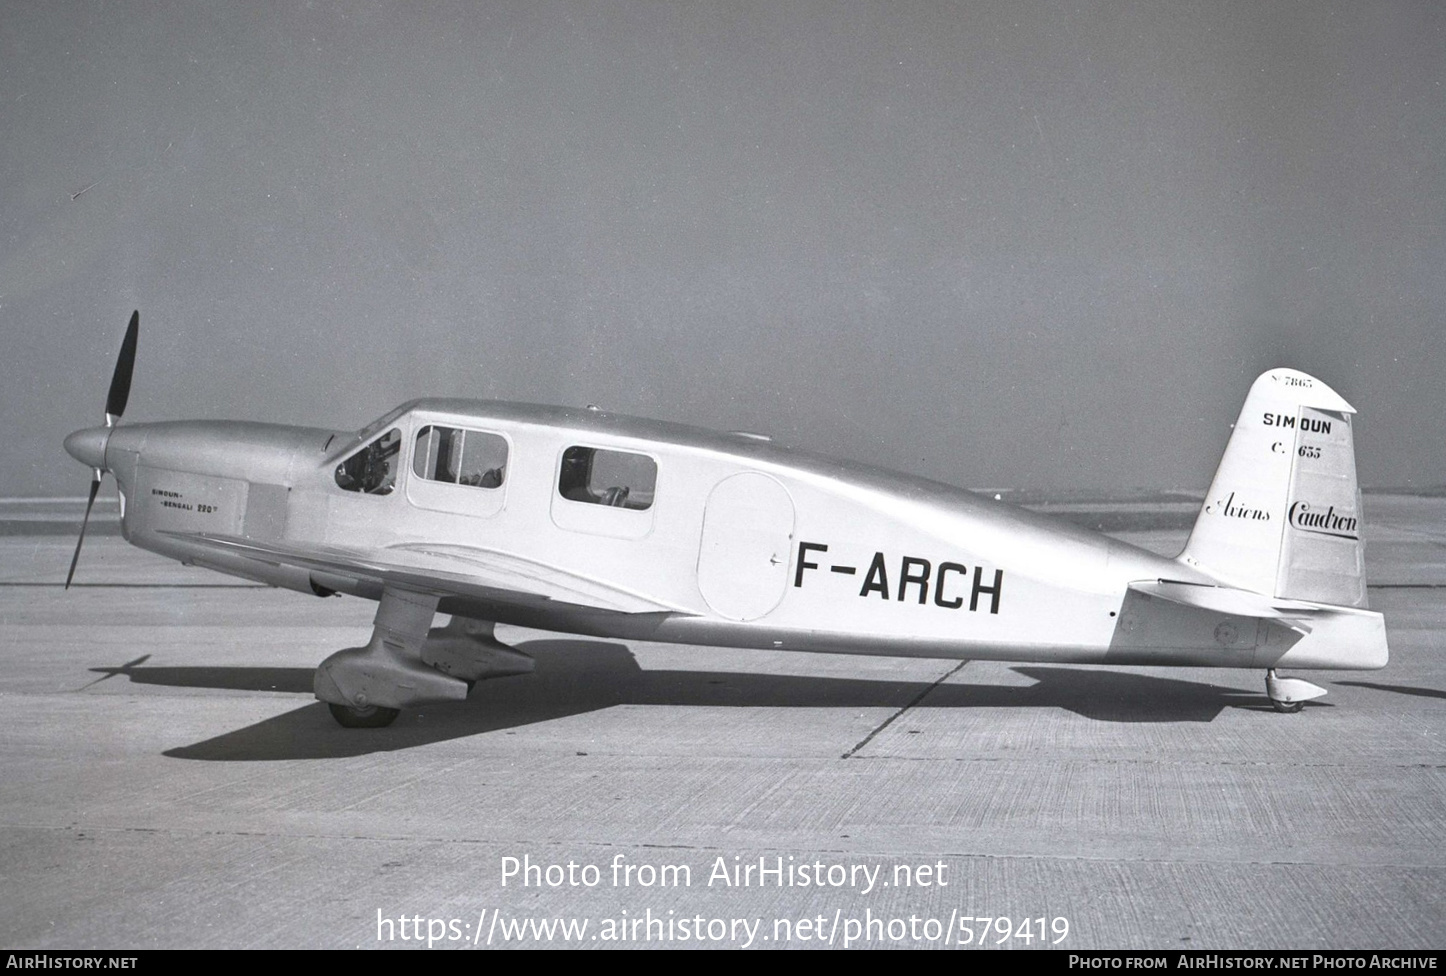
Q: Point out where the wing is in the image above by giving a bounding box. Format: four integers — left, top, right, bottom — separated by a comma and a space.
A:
159, 531, 695, 615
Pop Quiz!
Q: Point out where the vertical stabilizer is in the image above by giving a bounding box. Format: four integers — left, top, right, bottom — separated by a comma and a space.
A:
1179, 369, 1366, 607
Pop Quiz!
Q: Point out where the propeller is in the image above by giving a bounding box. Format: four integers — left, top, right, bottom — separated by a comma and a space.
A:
64, 310, 138, 589
106, 310, 139, 425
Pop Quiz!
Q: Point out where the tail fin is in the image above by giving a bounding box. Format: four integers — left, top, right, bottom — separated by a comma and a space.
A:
1179, 368, 1367, 608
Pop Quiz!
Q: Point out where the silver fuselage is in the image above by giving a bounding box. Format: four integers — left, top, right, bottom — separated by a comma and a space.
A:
77, 399, 1362, 669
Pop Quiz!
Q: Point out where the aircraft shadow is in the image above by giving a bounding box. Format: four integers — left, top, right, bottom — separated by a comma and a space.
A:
1333, 680, 1446, 700
88, 662, 314, 694
82, 640, 1278, 761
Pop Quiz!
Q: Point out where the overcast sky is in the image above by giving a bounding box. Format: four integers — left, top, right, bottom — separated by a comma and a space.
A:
4, 1, 1443, 497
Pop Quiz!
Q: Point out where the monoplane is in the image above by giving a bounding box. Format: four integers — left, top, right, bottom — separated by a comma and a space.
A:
64, 312, 1387, 727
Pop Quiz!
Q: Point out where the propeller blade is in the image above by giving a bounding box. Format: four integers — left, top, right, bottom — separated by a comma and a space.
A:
65, 475, 103, 590
104, 310, 139, 424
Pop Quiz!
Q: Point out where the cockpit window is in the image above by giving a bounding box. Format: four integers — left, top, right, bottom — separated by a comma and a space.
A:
335, 428, 401, 495
558, 446, 656, 510
413, 426, 507, 488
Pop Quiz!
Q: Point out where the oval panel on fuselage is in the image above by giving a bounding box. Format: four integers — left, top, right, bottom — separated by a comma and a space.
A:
696, 472, 795, 621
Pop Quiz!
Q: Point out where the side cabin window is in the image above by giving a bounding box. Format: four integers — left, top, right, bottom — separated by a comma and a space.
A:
413, 426, 508, 489
335, 428, 401, 495
557, 446, 656, 511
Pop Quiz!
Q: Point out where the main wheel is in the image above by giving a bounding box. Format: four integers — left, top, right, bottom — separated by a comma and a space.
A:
328, 702, 401, 728
1270, 698, 1305, 714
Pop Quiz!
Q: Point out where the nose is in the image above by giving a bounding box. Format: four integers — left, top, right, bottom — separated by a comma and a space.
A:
64, 427, 110, 471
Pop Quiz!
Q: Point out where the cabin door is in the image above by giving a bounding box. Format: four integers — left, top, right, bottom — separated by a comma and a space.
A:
696, 473, 795, 621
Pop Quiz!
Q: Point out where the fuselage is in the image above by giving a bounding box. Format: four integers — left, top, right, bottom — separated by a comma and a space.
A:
71, 399, 1245, 666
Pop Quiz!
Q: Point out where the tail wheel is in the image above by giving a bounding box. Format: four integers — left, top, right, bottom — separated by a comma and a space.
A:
328, 702, 401, 728
1265, 669, 1318, 713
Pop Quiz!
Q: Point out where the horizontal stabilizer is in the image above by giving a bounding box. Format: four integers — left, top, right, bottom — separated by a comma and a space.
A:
1129, 580, 1324, 621
1116, 578, 1388, 669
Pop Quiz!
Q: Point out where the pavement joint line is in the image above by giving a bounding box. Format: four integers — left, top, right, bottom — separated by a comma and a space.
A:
2, 728, 1438, 768
0, 582, 264, 588
1369, 522, 1446, 545
4, 824, 1443, 869
832, 757, 1446, 769
840, 660, 968, 760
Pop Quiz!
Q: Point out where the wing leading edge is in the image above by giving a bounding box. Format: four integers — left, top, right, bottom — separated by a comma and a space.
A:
157, 531, 696, 616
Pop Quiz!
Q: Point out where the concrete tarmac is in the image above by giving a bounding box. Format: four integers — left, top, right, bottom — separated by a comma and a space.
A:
1, 494, 1443, 949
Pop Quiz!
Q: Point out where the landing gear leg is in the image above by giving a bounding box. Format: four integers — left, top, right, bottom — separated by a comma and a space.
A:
1265, 668, 1327, 713
421, 616, 534, 683
314, 587, 469, 727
